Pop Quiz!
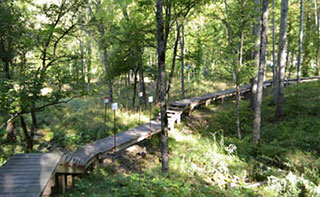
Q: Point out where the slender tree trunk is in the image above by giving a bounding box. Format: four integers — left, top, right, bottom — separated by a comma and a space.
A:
79, 38, 85, 86
302, 14, 311, 77
86, 33, 92, 91
251, 0, 261, 110
236, 30, 244, 140
253, 0, 269, 147
99, 28, 113, 102
272, 0, 276, 85
275, 0, 289, 120
288, 53, 294, 79
315, 0, 320, 75
20, 114, 33, 153
30, 104, 37, 140
138, 52, 147, 105
167, 21, 180, 99
6, 118, 16, 143
3, 60, 10, 79
156, 0, 169, 173
223, 0, 242, 139
297, 0, 304, 83
132, 68, 138, 112
180, 23, 185, 100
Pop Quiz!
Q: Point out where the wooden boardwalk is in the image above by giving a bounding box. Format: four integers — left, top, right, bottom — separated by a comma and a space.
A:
0, 76, 318, 196
0, 121, 161, 196
0, 153, 61, 197
71, 120, 161, 168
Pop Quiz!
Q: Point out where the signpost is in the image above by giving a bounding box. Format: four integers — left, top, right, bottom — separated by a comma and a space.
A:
147, 96, 153, 139
139, 92, 143, 124
103, 97, 110, 134
112, 103, 118, 157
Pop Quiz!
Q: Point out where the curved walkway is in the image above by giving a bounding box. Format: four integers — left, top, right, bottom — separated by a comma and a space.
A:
0, 77, 318, 197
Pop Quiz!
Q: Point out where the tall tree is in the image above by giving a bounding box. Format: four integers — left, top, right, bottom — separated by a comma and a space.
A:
297, 0, 304, 82
156, 0, 169, 173
272, 0, 276, 84
251, 0, 261, 110
253, 0, 269, 147
314, 0, 320, 75
180, 23, 185, 99
275, 0, 289, 119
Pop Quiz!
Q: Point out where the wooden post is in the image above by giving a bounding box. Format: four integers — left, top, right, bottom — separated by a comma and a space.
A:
176, 113, 181, 124
113, 109, 116, 154
58, 174, 66, 194
67, 175, 73, 187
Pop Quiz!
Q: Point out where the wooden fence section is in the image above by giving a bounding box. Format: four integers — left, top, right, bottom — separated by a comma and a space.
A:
0, 76, 319, 197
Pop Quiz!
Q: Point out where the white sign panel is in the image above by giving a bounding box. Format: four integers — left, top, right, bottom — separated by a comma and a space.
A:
104, 97, 109, 104
112, 103, 118, 110
139, 92, 143, 97
148, 96, 153, 103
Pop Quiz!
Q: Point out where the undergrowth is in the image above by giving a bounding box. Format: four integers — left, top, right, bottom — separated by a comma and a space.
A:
63, 81, 320, 196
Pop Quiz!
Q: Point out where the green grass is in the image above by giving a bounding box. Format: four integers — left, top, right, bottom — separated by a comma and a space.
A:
62, 81, 320, 196
2, 79, 320, 196
0, 78, 230, 163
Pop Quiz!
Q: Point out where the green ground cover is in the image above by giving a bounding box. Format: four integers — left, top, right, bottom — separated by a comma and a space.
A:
61, 81, 320, 196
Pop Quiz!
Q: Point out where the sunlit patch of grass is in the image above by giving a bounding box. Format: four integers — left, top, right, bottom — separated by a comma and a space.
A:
63, 128, 257, 197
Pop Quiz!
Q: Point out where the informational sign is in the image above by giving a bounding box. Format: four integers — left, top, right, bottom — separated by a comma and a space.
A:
112, 103, 118, 110
148, 96, 153, 103
104, 97, 110, 104
139, 92, 143, 97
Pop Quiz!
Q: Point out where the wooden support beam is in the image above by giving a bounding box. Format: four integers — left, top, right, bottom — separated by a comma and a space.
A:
57, 174, 66, 194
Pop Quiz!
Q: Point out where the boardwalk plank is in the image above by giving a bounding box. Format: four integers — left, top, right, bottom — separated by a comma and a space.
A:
0, 153, 61, 197
71, 120, 161, 166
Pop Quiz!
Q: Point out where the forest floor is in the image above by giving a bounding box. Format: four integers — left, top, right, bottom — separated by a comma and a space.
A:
1, 79, 320, 196
0, 78, 231, 163
58, 81, 320, 196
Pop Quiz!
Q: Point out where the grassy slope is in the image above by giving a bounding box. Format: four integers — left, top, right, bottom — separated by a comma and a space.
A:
61, 81, 320, 196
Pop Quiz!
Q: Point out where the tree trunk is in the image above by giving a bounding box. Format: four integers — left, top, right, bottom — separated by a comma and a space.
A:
302, 14, 311, 77
86, 32, 92, 91
3, 59, 10, 79
30, 104, 37, 141
223, 0, 242, 139
156, 0, 169, 174
167, 21, 180, 100
253, 0, 269, 147
6, 118, 16, 143
272, 0, 276, 85
99, 28, 113, 102
20, 114, 33, 153
180, 23, 185, 100
137, 50, 147, 105
275, 0, 289, 120
132, 68, 138, 112
297, 0, 304, 83
236, 30, 244, 140
315, 0, 320, 75
251, 0, 261, 110
79, 38, 85, 86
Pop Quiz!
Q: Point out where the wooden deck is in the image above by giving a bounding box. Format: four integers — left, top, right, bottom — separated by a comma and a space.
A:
0, 153, 61, 197
0, 76, 318, 196
71, 120, 161, 168
0, 121, 161, 196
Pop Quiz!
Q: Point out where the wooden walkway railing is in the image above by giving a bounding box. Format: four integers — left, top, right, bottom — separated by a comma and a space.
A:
0, 76, 318, 197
